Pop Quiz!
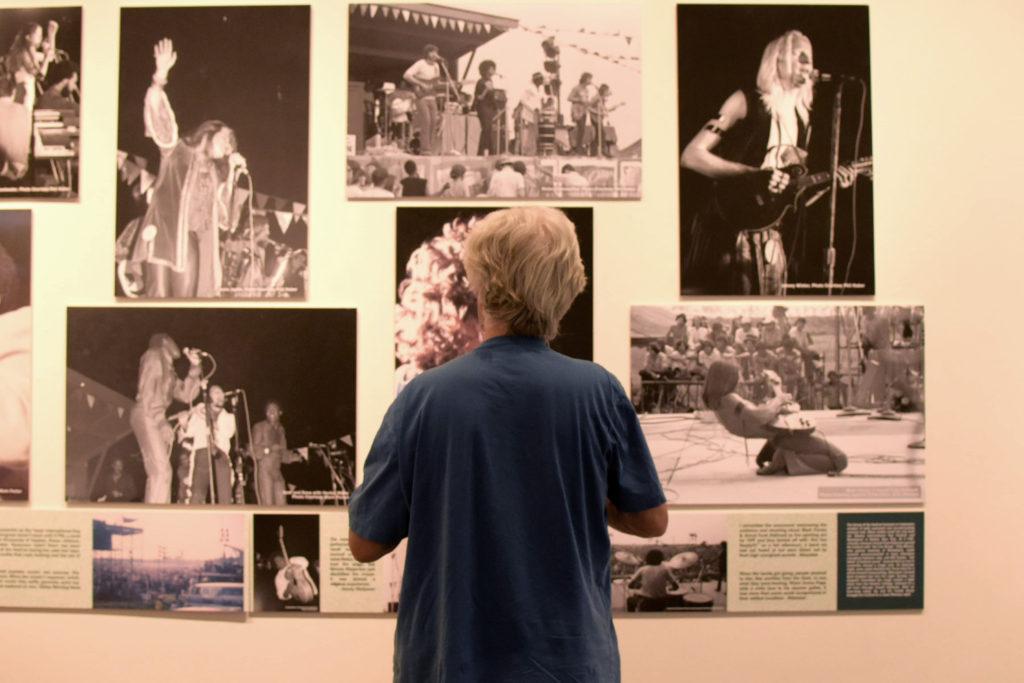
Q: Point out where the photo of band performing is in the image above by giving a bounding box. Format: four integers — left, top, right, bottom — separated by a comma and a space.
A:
678, 5, 874, 296
348, 3, 641, 199
66, 307, 356, 508
395, 207, 593, 393
631, 305, 924, 506
114, 6, 310, 300
0, 210, 30, 501
610, 514, 727, 614
0, 7, 80, 199
253, 514, 320, 613
93, 513, 246, 612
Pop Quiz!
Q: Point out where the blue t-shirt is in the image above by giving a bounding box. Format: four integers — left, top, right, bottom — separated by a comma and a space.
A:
349, 335, 665, 682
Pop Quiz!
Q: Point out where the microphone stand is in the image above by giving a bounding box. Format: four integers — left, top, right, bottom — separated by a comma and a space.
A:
825, 81, 845, 296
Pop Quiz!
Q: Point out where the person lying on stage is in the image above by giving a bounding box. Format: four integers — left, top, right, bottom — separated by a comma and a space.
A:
702, 361, 848, 476
251, 399, 301, 506
119, 38, 247, 298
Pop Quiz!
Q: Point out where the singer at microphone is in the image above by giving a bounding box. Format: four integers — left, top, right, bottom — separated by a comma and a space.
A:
679, 29, 864, 296
121, 37, 249, 299
473, 59, 501, 157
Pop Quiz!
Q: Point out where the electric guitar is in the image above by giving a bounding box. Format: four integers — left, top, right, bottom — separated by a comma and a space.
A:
713, 156, 873, 232
278, 526, 318, 604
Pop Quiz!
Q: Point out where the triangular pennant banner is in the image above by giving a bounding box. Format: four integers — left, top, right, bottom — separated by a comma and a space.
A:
275, 211, 293, 233
125, 164, 141, 186
369, 4, 379, 19
139, 169, 156, 194
430, 15, 438, 27
457, 19, 465, 32
117, 150, 128, 169
86, 394, 95, 410
292, 202, 306, 216
117, 406, 125, 419
401, 9, 411, 22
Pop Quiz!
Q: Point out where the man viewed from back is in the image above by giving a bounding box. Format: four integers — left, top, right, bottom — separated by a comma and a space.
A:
349, 207, 667, 682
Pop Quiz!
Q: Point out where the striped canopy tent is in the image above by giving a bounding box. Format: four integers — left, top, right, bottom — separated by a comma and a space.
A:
348, 3, 518, 85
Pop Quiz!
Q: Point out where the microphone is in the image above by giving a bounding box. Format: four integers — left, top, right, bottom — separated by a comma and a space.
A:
811, 70, 858, 83
223, 389, 242, 397
183, 347, 211, 357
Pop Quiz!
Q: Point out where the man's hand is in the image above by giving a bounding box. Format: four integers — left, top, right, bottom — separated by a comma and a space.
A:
228, 152, 247, 173
836, 165, 856, 188
768, 168, 791, 194
184, 347, 202, 366
153, 38, 177, 82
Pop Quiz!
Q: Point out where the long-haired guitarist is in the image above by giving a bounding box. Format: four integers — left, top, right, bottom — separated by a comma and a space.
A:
403, 44, 444, 156
680, 30, 862, 295
702, 361, 848, 476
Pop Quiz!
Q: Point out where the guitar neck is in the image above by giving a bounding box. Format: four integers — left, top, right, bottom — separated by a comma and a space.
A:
799, 157, 872, 189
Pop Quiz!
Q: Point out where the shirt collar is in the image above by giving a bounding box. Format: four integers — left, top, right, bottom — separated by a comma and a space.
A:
477, 335, 548, 350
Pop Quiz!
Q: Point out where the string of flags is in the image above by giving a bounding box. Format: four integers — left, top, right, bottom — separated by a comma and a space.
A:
352, 3, 497, 34
521, 22, 637, 45
518, 24, 641, 73
116, 150, 308, 234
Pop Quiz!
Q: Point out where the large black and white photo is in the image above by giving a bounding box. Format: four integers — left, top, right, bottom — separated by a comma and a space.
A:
92, 512, 246, 611
348, 3, 641, 199
0, 7, 80, 199
253, 514, 320, 613
678, 5, 873, 296
0, 210, 30, 501
631, 305, 924, 506
611, 513, 727, 614
114, 6, 310, 299
66, 308, 356, 507
395, 207, 593, 392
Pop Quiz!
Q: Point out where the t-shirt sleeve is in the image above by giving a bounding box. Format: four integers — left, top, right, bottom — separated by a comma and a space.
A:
348, 398, 410, 546
605, 375, 667, 512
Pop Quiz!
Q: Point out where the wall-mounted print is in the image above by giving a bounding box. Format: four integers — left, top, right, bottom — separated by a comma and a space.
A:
66, 307, 356, 507
395, 206, 593, 393
114, 6, 310, 299
347, 3, 641, 199
0, 7, 80, 199
253, 513, 320, 613
0, 210, 30, 501
92, 512, 246, 612
631, 305, 924, 506
678, 5, 873, 296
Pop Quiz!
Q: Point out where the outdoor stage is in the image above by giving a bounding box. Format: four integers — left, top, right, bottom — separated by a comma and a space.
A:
348, 152, 642, 198
642, 410, 925, 506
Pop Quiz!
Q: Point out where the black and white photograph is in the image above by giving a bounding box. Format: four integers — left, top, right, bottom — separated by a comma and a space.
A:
92, 512, 246, 612
114, 6, 310, 300
631, 305, 924, 506
0, 210, 30, 501
253, 514, 320, 613
347, 3, 641, 199
611, 513, 727, 614
678, 5, 874, 296
395, 206, 593, 392
0, 7, 80, 199
66, 308, 356, 507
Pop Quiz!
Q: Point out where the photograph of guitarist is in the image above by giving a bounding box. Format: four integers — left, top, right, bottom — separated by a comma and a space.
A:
128, 333, 201, 504
403, 44, 443, 156
680, 29, 867, 295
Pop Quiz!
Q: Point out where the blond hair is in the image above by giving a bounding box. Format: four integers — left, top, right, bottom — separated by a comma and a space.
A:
463, 207, 586, 341
756, 30, 814, 121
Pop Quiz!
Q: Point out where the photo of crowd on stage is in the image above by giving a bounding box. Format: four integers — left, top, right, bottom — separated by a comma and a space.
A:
114, 6, 310, 300
66, 308, 356, 508
631, 305, 924, 506
0, 7, 80, 198
347, 3, 641, 199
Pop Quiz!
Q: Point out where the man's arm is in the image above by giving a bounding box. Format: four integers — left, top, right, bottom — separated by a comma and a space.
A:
144, 38, 180, 152
607, 500, 668, 538
348, 528, 399, 563
680, 90, 756, 178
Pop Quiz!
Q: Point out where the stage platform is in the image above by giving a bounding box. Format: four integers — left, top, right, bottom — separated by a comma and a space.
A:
641, 410, 925, 506
348, 152, 641, 199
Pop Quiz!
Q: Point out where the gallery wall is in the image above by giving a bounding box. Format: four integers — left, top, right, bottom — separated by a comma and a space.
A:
2, 0, 1022, 680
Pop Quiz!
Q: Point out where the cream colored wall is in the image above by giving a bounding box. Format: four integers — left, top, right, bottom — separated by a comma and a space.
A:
3, 0, 1022, 680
